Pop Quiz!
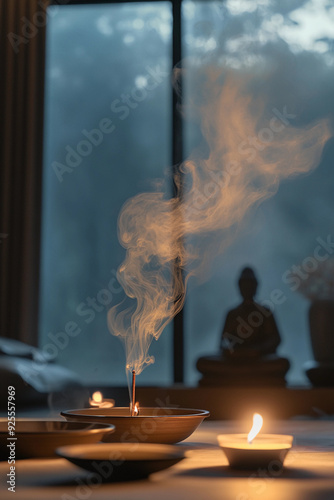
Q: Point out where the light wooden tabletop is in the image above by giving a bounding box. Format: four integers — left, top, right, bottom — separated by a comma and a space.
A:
1, 419, 334, 500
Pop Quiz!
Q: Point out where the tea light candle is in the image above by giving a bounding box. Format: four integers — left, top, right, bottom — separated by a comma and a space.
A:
218, 413, 293, 469
89, 391, 115, 409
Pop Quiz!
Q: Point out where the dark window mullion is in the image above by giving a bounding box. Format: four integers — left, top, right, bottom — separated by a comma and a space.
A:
172, 0, 184, 384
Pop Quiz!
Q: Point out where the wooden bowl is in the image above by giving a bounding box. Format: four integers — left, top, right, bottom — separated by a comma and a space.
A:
56, 442, 186, 481
0, 420, 115, 460
61, 407, 210, 444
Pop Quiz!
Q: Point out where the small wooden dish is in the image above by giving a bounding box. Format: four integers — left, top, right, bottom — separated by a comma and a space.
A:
61, 407, 210, 444
57, 442, 186, 481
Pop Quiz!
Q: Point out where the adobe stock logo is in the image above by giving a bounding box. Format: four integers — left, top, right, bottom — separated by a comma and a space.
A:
7, 0, 68, 54
52, 65, 168, 183
31, 269, 123, 371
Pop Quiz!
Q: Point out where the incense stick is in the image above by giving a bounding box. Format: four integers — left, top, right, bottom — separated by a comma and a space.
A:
131, 370, 136, 416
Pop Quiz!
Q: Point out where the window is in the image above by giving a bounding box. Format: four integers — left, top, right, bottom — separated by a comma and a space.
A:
40, 2, 173, 385
182, 1, 334, 385
40, 0, 334, 386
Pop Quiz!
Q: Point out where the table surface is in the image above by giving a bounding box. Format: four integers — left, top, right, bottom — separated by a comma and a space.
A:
1, 419, 334, 500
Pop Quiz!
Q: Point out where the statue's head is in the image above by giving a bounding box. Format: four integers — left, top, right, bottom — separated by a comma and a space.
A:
238, 266, 258, 300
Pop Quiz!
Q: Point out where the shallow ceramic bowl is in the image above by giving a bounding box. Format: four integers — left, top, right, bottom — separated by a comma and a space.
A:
218, 433, 293, 469
0, 420, 115, 460
61, 407, 210, 444
56, 442, 186, 481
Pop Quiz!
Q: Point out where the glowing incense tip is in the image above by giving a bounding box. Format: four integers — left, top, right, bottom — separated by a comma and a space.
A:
131, 370, 136, 416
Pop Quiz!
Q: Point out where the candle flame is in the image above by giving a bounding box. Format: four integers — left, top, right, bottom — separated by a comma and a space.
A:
89, 391, 115, 408
92, 391, 103, 403
247, 413, 263, 444
134, 403, 139, 416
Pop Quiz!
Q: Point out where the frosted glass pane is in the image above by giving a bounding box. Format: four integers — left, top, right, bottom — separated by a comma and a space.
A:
40, 3, 172, 385
182, 1, 334, 385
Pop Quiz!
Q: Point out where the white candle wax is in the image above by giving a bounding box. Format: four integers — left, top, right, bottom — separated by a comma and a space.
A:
218, 433, 293, 469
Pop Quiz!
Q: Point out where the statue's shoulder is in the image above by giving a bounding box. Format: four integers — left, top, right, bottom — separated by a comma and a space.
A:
254, 302, 274, 316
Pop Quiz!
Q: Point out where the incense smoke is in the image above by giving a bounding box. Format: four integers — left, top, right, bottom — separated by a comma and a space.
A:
107, 65, 331, 377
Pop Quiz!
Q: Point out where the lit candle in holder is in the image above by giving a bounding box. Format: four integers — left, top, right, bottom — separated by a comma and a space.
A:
218, 413, 293, 469
89, 391, 115, 409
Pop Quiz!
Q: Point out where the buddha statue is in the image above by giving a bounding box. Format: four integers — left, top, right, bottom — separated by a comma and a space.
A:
196, 267, 290, 386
